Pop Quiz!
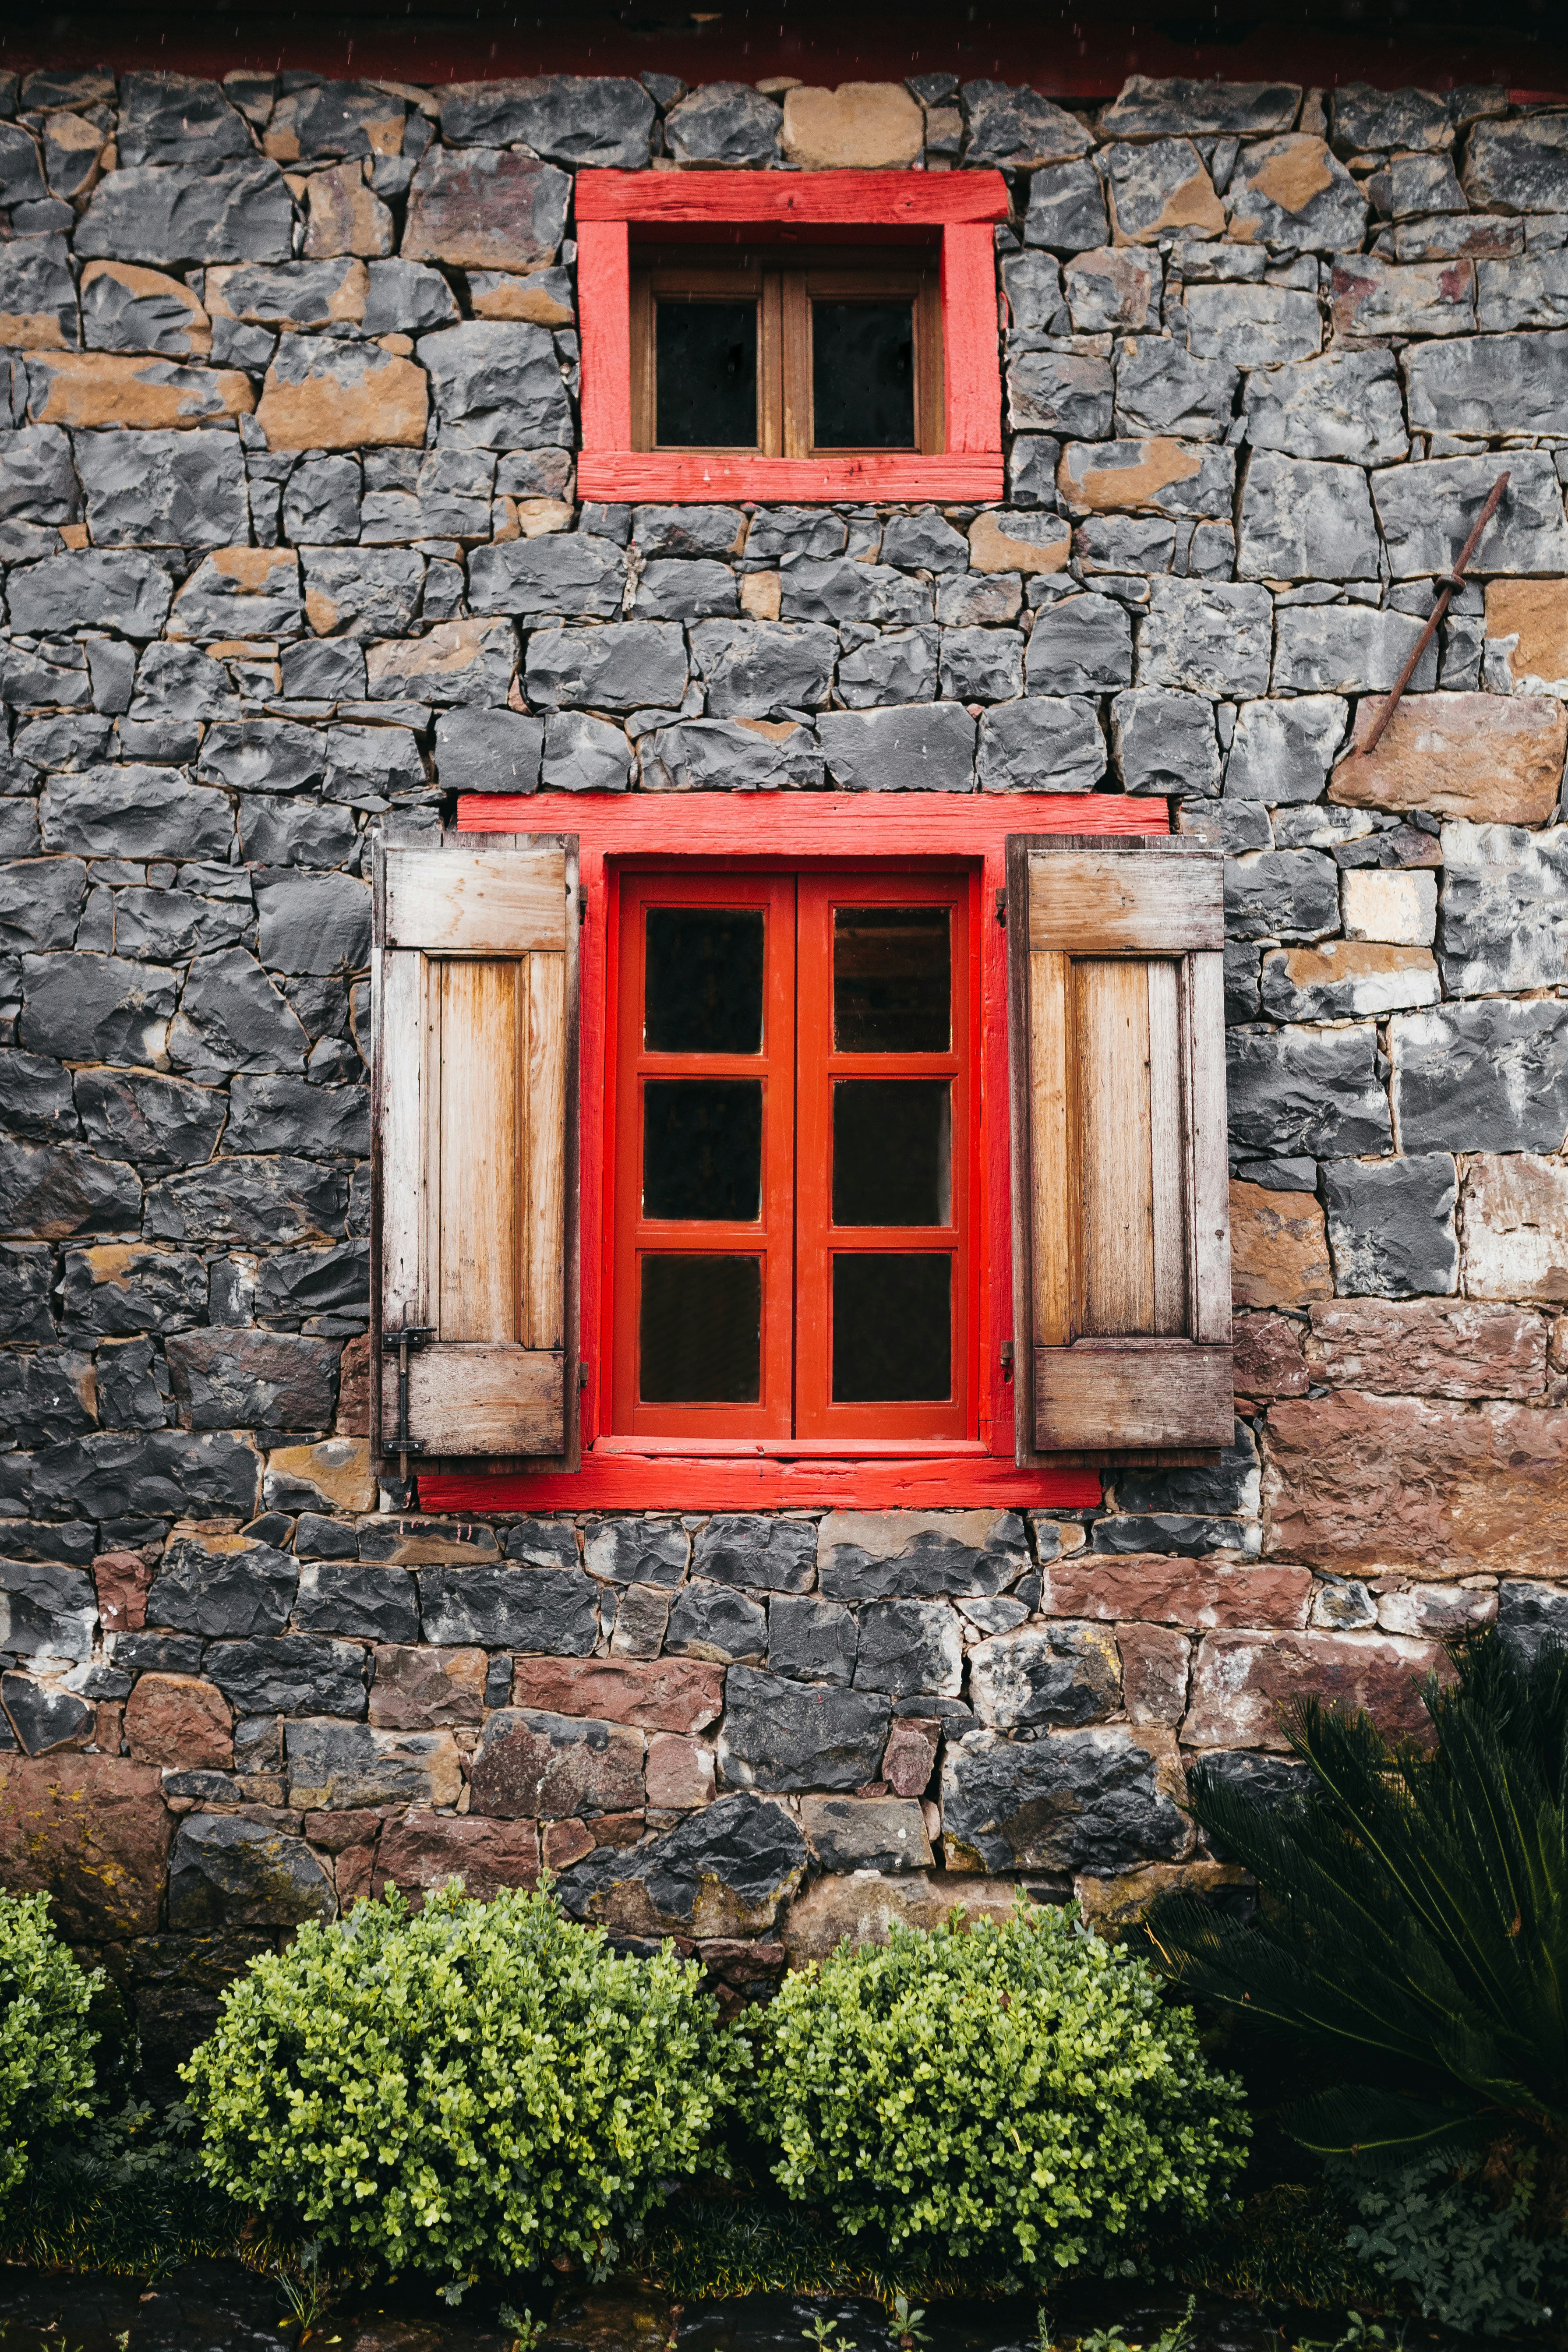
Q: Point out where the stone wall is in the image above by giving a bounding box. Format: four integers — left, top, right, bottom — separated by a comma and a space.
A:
2, 62, 1566, 2072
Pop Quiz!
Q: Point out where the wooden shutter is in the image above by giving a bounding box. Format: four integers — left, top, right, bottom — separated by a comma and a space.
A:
1006, 834, 1232, 1461
372, 836, 579, 1469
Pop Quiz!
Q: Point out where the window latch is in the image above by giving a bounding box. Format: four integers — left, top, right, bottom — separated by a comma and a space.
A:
382, 1324, 435, 1474
1000, 1339, 1014, 1382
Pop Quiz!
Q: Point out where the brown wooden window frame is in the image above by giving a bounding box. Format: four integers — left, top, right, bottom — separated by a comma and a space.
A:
628, 241, 945, 461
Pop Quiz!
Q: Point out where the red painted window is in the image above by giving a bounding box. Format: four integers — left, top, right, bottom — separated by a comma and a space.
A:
575, 169, 1007, 505
610, 868, 975, 1442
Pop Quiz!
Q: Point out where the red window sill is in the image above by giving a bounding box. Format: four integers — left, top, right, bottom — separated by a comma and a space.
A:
418, 1454, 1102, 1513
576, 452, 1006, 503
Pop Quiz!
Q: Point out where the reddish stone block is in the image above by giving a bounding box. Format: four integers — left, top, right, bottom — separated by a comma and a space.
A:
124, 1673, 233, 1771
882, 1716, 941, 1798
335, 1333, 370, 1437
1040, 1554, 1313, 1630
1305, 1300, 1547, 1401
1234, 1312, 1308, 1401
94, 1550, 151, 1634
373, 1807, 539, 1905
1185, 1629, 1448, 1750
470, 1711, 643, 1819
644, 1732, 715, 1811
368, 1645, 486, 1729
1118, 1625, 1190, 1726
1230, 1183, 1331, 1310
543, 1819, 596, 1872
302, 1807, 385, 1854
1264, 1394, 1568, 1575
0, 1755, 170, 1938
334, 1841, 377, 1910
509, 1656, 725, 1733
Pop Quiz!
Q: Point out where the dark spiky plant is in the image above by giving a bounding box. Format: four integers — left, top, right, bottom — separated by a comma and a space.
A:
1138, 1631, 1568, 2173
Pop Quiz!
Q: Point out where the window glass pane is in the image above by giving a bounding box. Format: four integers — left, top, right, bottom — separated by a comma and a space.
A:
646, 906, 764, 1055
833, 1081, 950, 1226
640, 1255, 761, 1401
832, 1254, 951, 1401
656, 300, 758, 447
643, 1080, 762, 1222
812, 302, 915, 449
833, 906, 950, 1052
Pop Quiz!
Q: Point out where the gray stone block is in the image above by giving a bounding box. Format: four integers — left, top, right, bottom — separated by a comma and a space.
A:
582, 1516, 687, 1586
322, 725, 425, 805
817, 703, 976, 792
1006, 436, 1061, 510
420, 318, 572, 450
1223, 696, 1348, 803
41, 769, 234, 863
10, 552, 173, 641
0, 1246, 58, 1343
852, 1599, 963, 1699
1241, 350, 1409, 466
144, 1155, 346, 1249
968, 1624, 1121, 1730
780, 557, 931, 629
939, 627, 1023, 703
76, 161, 296, 267
469, 534, 627, 621
1101, 76, 1301, 137
1237, 453, 1380, 584
237, 799, 357, 869
1227, 1021, 1393, 1158
293, 1561, 419, 1641
285, 1718, 460, 1811
768, 1593, 858, 1687
416, 1562, 600, 1651
254, 1242, 369, 1320
432, 706, 543, 794
0, 858, 87, 954
639, 717, 822, 793
1229, 134, 1366, 249
165, 1326, 337, 1430
634, 560, 738, 622
837, 626, 940, 708
1110, 687, 1220, 796
1006, 346, 1114, 438
1001, 248, 1069, 332
1272, 606, 1439, 697
0, 1557, 97, 1660
1497, 1581, 1568, 1668
363, 258, 460, 335
1023, 592, 1132, 693
1225, 849, 1339, 941
1100, 137, 1219, 244
1076, 516, 1177, 574
1185, 284, 1322, 367
818, 1512, 1028, 1599
1463, 118, 1568, 213
0, 1141, 141, 1242
252, 874, 371, 979
962, 81, 1088, 168
198, 722, 327, 797
222, 1073, 367, 1158
665, 81, 780, 166
148, 1534, 297, 1637
2, 1674, 95, 1755
438, 75, 653, 167
688, 619, 837, 717
1390, 998, 1568, 1155
942, 1726, 1186, 1872
880, 510, 969, 572
976, 696, 1105, 792
1022, 156, 1109, 251
1115, 1421, 1259, 1516
716, 1664, 890, 1794
298, 549, 423, 643
502, 1520, 581, 1571
799, 1795, 931, 1874
693, 1513, 816, 1593
1323, 1153, 1459, 1297
1114, 339, 1237, 443
0, 237, 77, 348
27, 1430, 261, 1522
0, 1050, 75, 1145
164, 950, 307, 1079
0, 426, 80, 525
1402, 331, 1568, 438
1137, 579, 1273, 699
167, 1815, 334, 1931
743, 509, 846, 563
558, 1790, 807, 1935
1476, 253, 1568, 332
632, 506, 745, 559
665, 1577, 767, 1665
1372, 451, 1568, 579
526, 621, 687, 712
110, 887, 249, 964
282, 456, 361, 545
540, 712, 631, 793
1439, 819, 1568, 997
19, 953, 177, 1069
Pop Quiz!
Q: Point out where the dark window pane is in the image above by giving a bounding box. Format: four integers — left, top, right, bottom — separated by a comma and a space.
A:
812, 302, 915, 449
640, 1255, 760, 1402
832, 1254, 951, 1401
833, 906, 950, 1052
643, 1080, 762, 1222
833, 1081, 950, 1227
646, 906, 764, 1055
656, 300, 758, 447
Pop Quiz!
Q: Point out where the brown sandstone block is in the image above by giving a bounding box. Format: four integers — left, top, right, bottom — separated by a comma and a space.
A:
1117, 1625, 1190, 1725
1461, 1154, 1568, 1304
256, 334, 427, 452
780, 1868, 1029, 1967
94, 1550, 152, 1634
1264, 1392, 1568, 1574
1041, 1554, 1312, 1630
644, 1732, 715, 1811
1485, 577, 1568, 690
124, 1673, 233, 1771
302, 161, 394, 260
1330, 691, 1567, 824
1074, 1858, 1248, 1939
1185, 1628, 1448, 1748
1230, 1182, 1332, 1310
0, 1755, 170, 1938
509, 1655, 726, 1734
81, 260, 212, 355
781, 82, 924, 169
373, 1806, 539, 1905
1234, 1312, 1309, 1400
27, 350, 254, 428
1305, 1299, 1547, 1398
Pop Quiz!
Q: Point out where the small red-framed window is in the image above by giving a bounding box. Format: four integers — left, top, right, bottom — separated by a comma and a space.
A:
609, 865, 977, 1443
575, 168, 1007, 505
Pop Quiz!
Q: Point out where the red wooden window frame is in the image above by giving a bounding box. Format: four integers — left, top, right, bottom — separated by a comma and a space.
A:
575, 169, 1008, 504
421, 791, 1166, 1517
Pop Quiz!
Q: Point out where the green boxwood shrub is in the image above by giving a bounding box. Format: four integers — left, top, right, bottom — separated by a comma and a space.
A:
747, 1901, 1248, 2285
0, 1890, 101, 2207
182, 1881, 747, 2289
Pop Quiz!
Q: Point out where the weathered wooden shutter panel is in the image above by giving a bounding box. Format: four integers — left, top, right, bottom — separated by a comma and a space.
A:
372, 837, 579, 1466
1006, 834, 1232, 1460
